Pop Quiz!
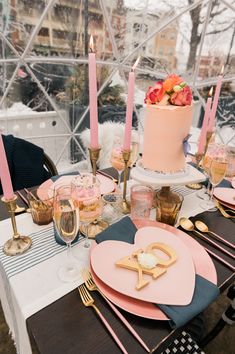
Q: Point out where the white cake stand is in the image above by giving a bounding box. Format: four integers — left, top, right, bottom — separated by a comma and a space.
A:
130, 161, 206, 188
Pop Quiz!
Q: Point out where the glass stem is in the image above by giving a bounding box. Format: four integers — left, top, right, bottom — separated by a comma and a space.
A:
209, 184, 215, 203
206, 180, 211, 196
117, 170, 122, 188
84, 223, 90, 248
67, 242, 72, 259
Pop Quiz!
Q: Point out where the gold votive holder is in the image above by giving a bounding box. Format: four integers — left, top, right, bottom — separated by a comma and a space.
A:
122, 149, 131, 214
155, 187, 183, 226
27, 189, 53, 225
88, 147, 101, 176
2, 195, 32, 256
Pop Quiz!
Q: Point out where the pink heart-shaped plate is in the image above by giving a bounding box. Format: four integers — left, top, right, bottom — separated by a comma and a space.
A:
91, 226, 196, 305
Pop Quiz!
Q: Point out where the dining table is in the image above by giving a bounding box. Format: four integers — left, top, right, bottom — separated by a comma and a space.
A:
0, 167, 234, 354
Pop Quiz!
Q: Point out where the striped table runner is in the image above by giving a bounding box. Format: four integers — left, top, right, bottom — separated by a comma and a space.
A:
156, 185, 197, 197
0, 226, 83, 279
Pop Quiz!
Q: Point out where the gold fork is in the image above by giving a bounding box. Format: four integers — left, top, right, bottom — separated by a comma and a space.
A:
82, 269, 150, 352
78, 284, 128, 354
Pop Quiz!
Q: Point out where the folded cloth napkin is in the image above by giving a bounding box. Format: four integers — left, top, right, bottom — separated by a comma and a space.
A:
51, 171, 78, 182
96, 216, 220, 329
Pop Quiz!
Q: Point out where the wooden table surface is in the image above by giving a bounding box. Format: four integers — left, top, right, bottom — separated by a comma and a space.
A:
0, 168, 234, 354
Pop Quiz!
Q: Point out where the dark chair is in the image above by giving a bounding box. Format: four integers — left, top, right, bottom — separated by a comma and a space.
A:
0, 134, 58, 194
43, 152, 58, 176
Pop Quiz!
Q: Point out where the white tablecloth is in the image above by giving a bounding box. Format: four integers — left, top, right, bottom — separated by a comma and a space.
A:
0, 214, 90, 354
0, 187, 208, 354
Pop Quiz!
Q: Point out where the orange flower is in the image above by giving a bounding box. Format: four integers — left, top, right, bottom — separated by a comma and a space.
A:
163, 74, 183, 92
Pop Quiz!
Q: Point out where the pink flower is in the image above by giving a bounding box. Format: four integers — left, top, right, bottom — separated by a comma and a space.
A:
170, 86, 192, 106
144, 82, 165, 104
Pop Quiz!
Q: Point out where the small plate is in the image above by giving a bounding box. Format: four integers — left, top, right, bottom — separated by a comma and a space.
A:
213, 187, 235, 207
37, 174, 115, 200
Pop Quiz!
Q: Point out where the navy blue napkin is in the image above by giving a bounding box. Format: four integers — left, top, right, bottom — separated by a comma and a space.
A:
51, 171, 78, 182
96, 216, 220, 328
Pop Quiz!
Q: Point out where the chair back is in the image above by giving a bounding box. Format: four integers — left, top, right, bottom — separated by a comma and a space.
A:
0, 134, 57, 194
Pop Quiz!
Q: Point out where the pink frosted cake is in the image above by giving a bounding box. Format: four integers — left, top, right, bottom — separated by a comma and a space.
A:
141, 74, 193, 174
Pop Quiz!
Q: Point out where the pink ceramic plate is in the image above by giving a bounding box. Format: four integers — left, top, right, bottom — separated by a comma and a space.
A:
37, 174, 115, 200
214, 198, 235, 211
90, 221, 217, 320
213, 187, 235, 206
91, 227, 197, 305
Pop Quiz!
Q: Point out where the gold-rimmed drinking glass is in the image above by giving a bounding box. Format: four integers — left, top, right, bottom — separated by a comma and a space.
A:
72, 173, 103, 248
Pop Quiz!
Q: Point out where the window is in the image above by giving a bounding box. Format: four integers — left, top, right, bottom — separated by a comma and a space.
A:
38, 28, 49, 37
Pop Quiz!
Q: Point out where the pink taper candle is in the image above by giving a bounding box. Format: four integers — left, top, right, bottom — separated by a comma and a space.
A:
197, 87, 213, 154
0, 134, 14, 200
208, 65, 224, 132
88, 35, 99, 149
123, 57, 140, 151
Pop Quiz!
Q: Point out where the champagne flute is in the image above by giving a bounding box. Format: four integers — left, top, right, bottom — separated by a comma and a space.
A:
200, 144, 228, 211
53, 185, 81, 282
110, 135, 140, 188
110, 136, 125, 189
129, 133, 140, 167
72, 173, 103, 248
196, 142, 217, 200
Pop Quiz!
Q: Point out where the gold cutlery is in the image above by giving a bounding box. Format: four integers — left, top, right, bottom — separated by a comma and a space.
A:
179, 218, 235, 271
180, 218, 235, 260
224, 209, 235, 214
24, 188, 37, 200
195, 220, 235, 250
78, 284, 128, 354
215, 200, 235, 220
16, 191, 31, 213
14, 204, 26, 214
82, 269, 150, 352
97, 170, 118, 184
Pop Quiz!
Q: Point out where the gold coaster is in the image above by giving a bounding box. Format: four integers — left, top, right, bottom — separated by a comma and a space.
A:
80, 220, 109, 239
185, 183, 203, 190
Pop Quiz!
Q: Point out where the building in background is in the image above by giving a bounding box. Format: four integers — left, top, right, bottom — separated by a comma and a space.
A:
9, 0, 126, 59
198, 54, 224, 80
125, 9, 178, 71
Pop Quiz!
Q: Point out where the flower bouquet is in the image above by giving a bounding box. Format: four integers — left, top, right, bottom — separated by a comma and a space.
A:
145, 74, 193, 107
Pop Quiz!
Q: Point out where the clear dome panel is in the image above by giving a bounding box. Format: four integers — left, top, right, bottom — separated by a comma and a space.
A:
18, 0, 115, 61
197, 0, 235, 82
0, 63, 20, 106
0, 0, 46, 57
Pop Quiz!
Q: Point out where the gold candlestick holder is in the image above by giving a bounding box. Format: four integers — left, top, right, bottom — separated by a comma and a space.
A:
122, 149, 131, 214
88, 147, 101, 176
2, 195, 32, 256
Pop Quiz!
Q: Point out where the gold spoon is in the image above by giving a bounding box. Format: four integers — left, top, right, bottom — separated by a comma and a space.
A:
195, 220, 235, 250
179, 218, 235, 259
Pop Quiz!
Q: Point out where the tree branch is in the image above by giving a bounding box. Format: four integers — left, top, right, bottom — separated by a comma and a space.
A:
206, 22, 233, 35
